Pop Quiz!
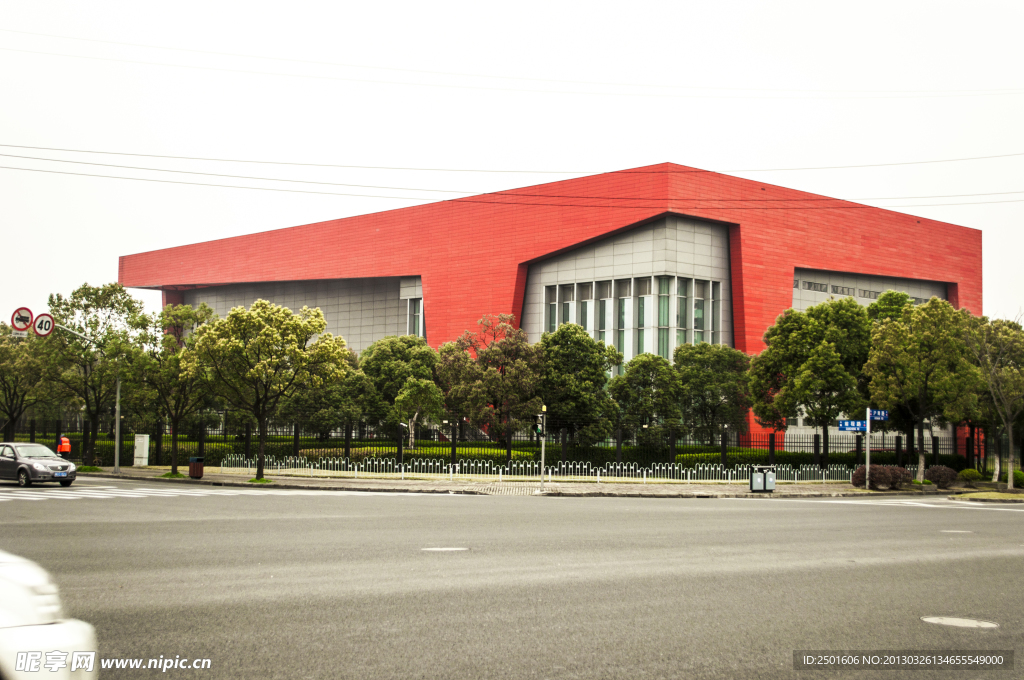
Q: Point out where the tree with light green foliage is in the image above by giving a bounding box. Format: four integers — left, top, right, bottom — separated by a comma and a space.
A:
0, 324, 47, 442
865, 298, 974, 482
867, 290, 912, 322
539, 323, 621, 446
963, 317, 1024, 488
136, 303, 216, 475
278, 349, 380, 443
608, 353, 679, 446
394, 377, 445, 448
675, 342, 751, 445
188, 300, 349, 480
40, 283, 147, 464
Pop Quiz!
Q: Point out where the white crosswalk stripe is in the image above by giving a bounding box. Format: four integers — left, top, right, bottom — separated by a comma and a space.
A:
0, 485, 419, 503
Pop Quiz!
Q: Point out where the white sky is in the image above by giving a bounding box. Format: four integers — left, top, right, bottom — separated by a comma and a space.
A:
2, 0, 1022, 324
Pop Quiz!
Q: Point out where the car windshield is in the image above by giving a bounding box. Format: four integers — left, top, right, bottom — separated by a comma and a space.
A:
15, 444, 60, 458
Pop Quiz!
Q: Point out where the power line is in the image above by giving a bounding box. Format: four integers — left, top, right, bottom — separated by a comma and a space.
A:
1, 143, 1023, 174
3, 27, 1020, 96
2, 163, 1021, 209
3, 151, 1023, 201
4, 44, 1023, 101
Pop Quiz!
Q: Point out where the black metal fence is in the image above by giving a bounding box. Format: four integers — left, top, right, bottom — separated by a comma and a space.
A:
5, 411, 1018, 473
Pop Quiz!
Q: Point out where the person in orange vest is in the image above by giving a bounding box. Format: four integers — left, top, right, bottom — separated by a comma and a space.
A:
58, 436, 71, 455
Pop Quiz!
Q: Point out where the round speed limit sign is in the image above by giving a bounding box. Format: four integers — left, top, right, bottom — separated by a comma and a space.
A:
33, 313, 55, 337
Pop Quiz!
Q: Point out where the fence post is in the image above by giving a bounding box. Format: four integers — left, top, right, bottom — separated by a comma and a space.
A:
292, 424, 300, 457
29, 419, 36, 443
855, 435, 863, 466
506, 425, 512, 467
154, 421, 163, 466
720, 429, 728, 467
978, 430, 987, 473
821, 427, 829, 469
397, 430, 404, 466
198, 423, 206, 459
82, 420, 90, 463
932, 436, 939, 466
768, 432, 776, 466
344, 424, 352, 461
560, 427, 567, 466
615, 426, 622, 464
450, 421, 457, 466
668, 427, 676, 464
896, 436, 903, 467
244, 424, 252, 461
813, 433, 820, 468
54, 419, 62, 455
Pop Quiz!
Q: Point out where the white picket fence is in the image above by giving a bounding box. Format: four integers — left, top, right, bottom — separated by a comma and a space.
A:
220, 454, 854, 484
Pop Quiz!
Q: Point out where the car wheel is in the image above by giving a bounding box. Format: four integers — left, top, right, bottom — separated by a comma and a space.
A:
60, 480, 73, 487
17, 469, 32, 487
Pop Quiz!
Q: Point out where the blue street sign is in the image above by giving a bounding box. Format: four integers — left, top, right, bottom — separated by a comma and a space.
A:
839, 420, 867, 431
869, 410, 889, 420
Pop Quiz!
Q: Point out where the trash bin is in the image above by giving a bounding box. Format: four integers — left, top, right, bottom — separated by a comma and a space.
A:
188, 456, 204, 480
750, 465, 775, 493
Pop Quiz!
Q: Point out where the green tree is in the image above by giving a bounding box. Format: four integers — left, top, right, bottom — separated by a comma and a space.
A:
608, 353, 679, 446
749, 297, 869, 459
188, 301, 349, 480
964, 317, 1024, 488
433, 341, 480, 440
791, 342, 862, 458
279, 350, 380, 443
457, 314, 543, 441
865, 298, 974, 482
41, 283, 146, 464
136, 304, 216, 475
867, 290, 912, 322
0, 325, 47, 442
674, 343, 751, 445
359, 335, 438, 428
538, 323, 621, 446
394, 377, 445, 448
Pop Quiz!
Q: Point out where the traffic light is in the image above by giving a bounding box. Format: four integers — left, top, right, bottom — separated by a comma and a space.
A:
533, 414, 545, 436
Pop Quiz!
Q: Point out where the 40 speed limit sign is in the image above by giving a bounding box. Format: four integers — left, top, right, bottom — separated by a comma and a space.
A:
33, 313, 55, 337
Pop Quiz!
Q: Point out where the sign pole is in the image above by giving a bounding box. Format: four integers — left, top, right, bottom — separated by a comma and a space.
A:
113, 374, 122, 474
539, 406, 546, 493
865, 407, 871, 491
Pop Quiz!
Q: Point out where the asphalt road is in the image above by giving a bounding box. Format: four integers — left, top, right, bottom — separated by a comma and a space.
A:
1, 477, 1022, 679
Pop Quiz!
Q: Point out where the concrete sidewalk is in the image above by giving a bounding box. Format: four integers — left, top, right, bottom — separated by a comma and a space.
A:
80, 466, 955, 499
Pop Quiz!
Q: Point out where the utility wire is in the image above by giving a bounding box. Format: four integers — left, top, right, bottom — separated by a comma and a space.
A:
3, 152, 1023, 201
2, 164, 1021, 209
3, 27, 1020, 96
1, 143, 1023, 174
3, 44, 1023, 101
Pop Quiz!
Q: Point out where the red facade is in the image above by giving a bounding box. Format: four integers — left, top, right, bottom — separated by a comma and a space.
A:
119, 163, 982, 354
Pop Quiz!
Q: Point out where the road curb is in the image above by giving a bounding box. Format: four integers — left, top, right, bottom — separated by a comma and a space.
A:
953, 495, 1024, 504
78, 472, 957, 499
77, 472, 485, 495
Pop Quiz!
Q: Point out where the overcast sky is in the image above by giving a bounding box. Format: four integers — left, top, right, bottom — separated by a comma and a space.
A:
3, 0, 1022, 325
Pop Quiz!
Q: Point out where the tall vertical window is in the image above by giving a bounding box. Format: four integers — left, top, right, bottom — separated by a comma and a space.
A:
637, 297, 646, 355
596, 281, 611, 343
560, 284, 575, 325
577, 283, 592, 331
408, 298, 422, 336
657, 277, 670, 358
545, 286, 557, 333
677, 278, 690, 347
711, 281, 721, 345
693, 280, 706, 343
